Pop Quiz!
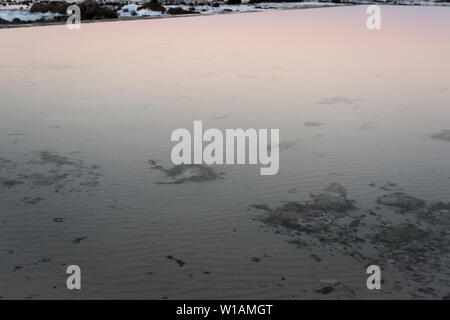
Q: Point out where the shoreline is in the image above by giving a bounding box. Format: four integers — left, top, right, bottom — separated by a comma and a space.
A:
0, 3, 350, 29
2, 1, 449, 30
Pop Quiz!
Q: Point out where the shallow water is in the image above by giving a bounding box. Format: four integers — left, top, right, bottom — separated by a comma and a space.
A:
0, 5, 449, 299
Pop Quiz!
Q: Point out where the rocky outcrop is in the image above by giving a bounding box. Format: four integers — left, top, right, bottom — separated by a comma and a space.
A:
29, 2, 69, 14
78, 0, 119, 20
138, 0, 166, 13
167, 7, 196, 15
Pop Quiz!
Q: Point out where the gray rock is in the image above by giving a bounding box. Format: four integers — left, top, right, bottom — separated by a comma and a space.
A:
311, 192, 354, 212
377, 193, 425, 210
324, 183, 347, 197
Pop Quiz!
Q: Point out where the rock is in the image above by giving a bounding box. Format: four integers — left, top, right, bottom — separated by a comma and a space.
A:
279, 201, 308, 213
323, 183, 347, 197
311, 192, 354, 212
226, 0, 241, 4
166, 255, 185, 267
29, 2, 69, 14
375, 224, 428, 244
167, 7, 195, 15
316, 286, 334, 294
161, 164, 220, 183
138, 0, 166, 13
73, 237, 87, 244
431, 130, 450, 142
377, 193, 425, 210
250, 204, 271, 211
78, 0, 119, 20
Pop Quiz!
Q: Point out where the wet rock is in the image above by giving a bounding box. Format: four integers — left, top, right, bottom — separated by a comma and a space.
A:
323, 183, 347, 197
166, 255, 185, 267
315, 286, 334, 294
375, 224, 428, 244
73, 237, 87, 244
37, 151, 75, 166
167, 7, 195, 15
159, 164, 220, 184
29, 2, 69, 14
431, 130, 450, 142
138, 0, 166, 13
310, 192, 354, 213
279, 201, 308, 213
419, 203, 450, 225
78, 0, 119, 20
377, 193, 425, 210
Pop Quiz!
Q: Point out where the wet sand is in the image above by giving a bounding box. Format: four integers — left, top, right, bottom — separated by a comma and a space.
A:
0, 5, 449, 299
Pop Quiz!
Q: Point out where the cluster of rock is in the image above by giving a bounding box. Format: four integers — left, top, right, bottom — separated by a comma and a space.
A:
251, 183, 449, 298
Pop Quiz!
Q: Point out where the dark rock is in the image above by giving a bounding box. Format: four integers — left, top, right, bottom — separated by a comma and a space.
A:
166, 255, 185, 267
316, 286, 334, 294
138, 0, 166, 13
78, 0, 119, 20
167, 7, 195, 15
29, 2, 69, 14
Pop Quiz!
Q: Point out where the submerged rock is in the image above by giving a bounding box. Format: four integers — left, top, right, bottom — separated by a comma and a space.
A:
375, 224, 428, 244
323, 182, 347, 197
377, 193, 425, 210
419, 202, 450, 225
311, 192, 354, 213
431, 130, 450, 142
160, 164, 220, 183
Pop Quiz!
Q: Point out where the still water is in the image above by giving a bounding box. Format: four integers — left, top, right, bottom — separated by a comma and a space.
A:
0, 6, 449, 299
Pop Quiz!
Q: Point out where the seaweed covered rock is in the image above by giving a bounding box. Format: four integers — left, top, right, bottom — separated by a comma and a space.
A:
377, 192, 425, 210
